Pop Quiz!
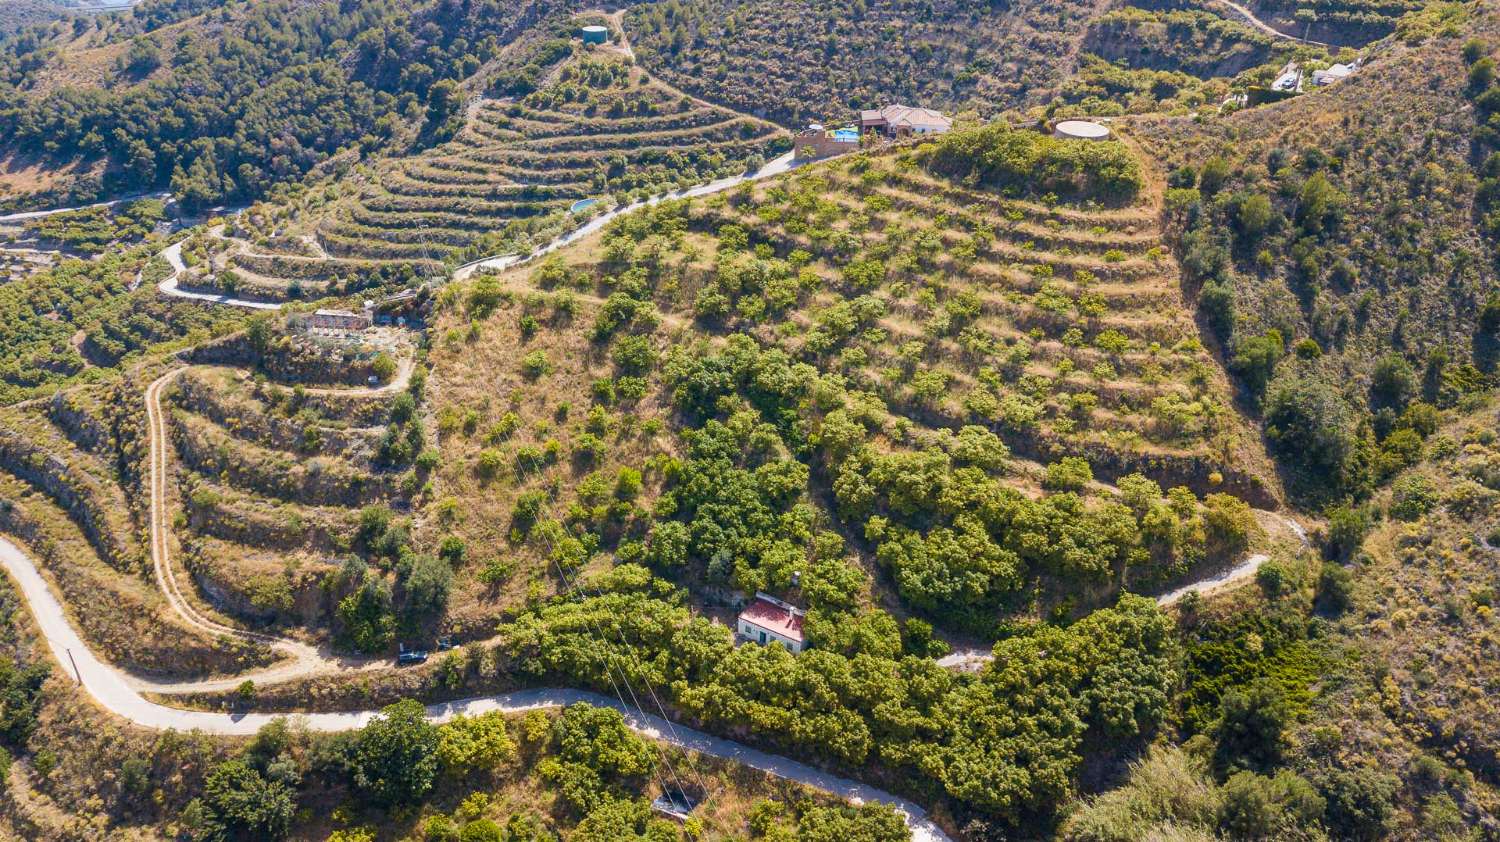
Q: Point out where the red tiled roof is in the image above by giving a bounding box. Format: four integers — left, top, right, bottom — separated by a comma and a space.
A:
739, 596, 804, 641
860, 104, 951, 130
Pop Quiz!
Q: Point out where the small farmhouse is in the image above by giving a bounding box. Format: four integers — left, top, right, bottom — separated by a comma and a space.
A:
859, 104, 952, 139
308, 308, 372, 331
736, 593, 806, 654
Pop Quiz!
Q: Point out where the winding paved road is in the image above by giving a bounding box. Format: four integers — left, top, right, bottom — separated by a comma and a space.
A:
0, 191, 169, 225
155, 239, 282, 311
0, 533, 949, 841
153, 151, 802, 309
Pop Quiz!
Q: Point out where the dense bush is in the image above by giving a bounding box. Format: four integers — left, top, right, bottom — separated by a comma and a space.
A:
917, 125, 1143, 204
197, 759, 296, 841
1263, 372, 1371, 501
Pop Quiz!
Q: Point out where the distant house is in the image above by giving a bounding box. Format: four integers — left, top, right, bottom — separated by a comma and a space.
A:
794, 123, 860, 160
736, 593, 806, 654
859, 104, 952, 139
307, 308, 371, 331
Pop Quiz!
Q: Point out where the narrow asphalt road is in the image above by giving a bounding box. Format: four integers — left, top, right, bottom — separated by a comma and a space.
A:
155, 150, 802, 307
0, 534, 950, 842
156, 238, 282, 311
0, 191, 170, 225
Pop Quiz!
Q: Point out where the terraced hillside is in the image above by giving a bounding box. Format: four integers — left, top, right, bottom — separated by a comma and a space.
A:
0, 370, 270, 678
189, 52, 786, 305
310, 54, 785, 264
419, 127, 1281, 644
158, 329, 436, 652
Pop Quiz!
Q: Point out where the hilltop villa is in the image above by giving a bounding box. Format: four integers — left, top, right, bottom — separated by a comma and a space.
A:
859, 104, 952, 138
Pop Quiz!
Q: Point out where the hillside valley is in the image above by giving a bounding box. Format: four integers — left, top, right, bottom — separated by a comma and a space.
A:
0, 0, 1494, 841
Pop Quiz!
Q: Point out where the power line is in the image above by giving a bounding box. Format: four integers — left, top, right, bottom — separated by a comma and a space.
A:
545, 549, 712, 810
544, 552, 698, 808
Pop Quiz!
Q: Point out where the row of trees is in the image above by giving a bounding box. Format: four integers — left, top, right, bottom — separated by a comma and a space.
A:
184, 699, 910, 840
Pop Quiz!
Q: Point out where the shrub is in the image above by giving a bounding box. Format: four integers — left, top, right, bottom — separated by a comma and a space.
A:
512, 490, 547, 533
349, 700, 440, 806
1389, 475, 1437, 520
1203, 493, 1255, 556
401, 554, 453, 623
475, 449, 504, 480
1255, 560, 1292, 600
1198, 157, 1230, 195
372, 353, 398, 383
438, 536, 466, 565
437, 712, 516, 776
336, 569, 395, 654
198, 760, 295, 841
458, 820, 502, 842
521, 350, 550, 379
1214, 680, 1289, 772
1370, 353, 1415, 408
1043, 456, 1093, 491
1319, 767, 1398, 842
468, 275, 505, 317
1264, 373, 1370, 499
1323, 504, 1369, 560
1315, 563, 1354, 615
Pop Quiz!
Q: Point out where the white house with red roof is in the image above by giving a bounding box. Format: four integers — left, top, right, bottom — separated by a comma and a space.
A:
736, 592, 806, 654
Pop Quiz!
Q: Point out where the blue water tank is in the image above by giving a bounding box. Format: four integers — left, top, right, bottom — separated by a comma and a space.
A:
581, 25, 608, 45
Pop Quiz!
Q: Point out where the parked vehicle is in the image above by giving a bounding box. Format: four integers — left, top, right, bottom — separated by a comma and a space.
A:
397, 643, 428, 665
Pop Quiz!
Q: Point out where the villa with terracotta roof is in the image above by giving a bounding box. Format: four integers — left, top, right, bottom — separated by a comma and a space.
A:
859, 104, 952, 139
735, 592, 806, 654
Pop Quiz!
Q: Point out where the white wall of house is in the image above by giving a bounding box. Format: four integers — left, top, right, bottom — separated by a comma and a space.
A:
738, 620, 803, 654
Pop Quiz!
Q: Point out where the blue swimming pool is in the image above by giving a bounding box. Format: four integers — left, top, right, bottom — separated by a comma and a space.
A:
569, 198, 598, 214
